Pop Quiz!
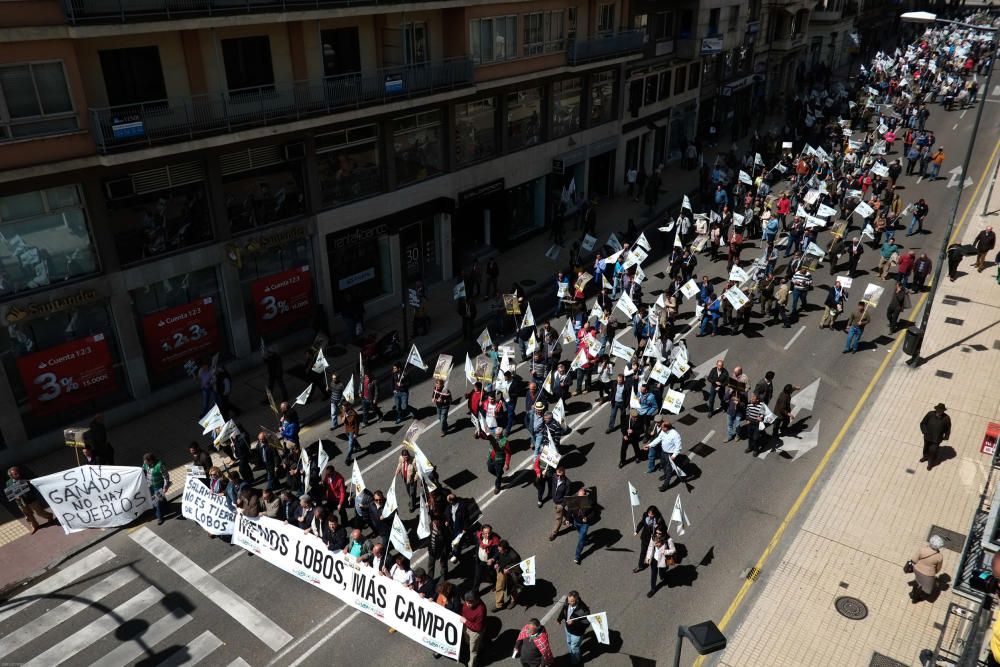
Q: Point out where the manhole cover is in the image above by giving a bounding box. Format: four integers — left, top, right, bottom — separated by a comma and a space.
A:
835, 596, 868, 620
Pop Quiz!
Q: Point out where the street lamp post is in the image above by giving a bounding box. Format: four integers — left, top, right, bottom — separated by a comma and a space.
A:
899, 12, 998, 366
672, 621, 727, 667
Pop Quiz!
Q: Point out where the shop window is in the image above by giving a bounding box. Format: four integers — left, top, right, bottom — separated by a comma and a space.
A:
131, 267, 228, 387
658, 70, 671, 101
589, 70, 616, 126
316, 124, 383, 207
0, 61, 77, 140
221, 145, 307, 235
673, 65, 687, 95
239, 237, 315, 341
689, 62, 700, 90
0, 185, 99, 298
470, 16, 518, 64
508, 177, 545, 240
2, 302, 129, 438
221, 36, 274, 94
454, 98, 497, 165
393, 110, 444, 186
507, 87, 543, 150
99, 46, 167, 107
104, 162, 213, 265
326, 224, 391, 313
524, 10, 565, 55
321, 28, 362, 77
551, 78, 581, 138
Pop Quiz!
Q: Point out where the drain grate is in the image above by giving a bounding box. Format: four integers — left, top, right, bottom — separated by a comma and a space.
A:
745, 566, 760, 582
944, 317, 964, 325
869, 652, 908, 667
935, 370, 954, 379
928, 525, 966, 553
942, 298, 958, 306
994, 340, 1000, 350
835, 596, 868, 620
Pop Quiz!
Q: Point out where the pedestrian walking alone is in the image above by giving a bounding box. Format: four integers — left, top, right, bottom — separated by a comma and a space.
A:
919, 403, 951, 470
907, 535, 944, 603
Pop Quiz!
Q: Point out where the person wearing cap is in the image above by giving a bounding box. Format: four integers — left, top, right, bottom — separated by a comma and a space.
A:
527, 401, 547, 455
486, 427, 511, 495
919, 403, 951, 470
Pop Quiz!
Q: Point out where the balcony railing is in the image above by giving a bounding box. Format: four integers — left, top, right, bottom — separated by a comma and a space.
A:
63, 0, 434, 24
567, 30, 645, 65
88, 58, 474, 153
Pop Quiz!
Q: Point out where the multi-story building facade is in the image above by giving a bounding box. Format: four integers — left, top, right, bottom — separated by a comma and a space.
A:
753, 0, 813, 105
805, 0, 860, 75
0, 0, 649, 463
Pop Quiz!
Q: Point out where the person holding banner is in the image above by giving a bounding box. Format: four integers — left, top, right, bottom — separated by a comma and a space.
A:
557, 590, 591, 664
843, 302, 871, 354
633, 505, 666, 573
5, 466, 54, 534
391, 363, 413, 424
431, 379, 452, 437
141, 453, 171, 525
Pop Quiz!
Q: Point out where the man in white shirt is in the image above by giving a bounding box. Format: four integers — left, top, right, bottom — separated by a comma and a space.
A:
643, 420, 683, 491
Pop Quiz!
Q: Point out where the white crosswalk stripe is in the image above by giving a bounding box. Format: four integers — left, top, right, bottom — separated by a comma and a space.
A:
92, 607, 193, 667
156, 631, 225, 667
0, 547, 116, 625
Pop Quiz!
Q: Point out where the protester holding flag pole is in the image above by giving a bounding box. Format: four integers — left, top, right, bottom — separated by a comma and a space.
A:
633, 505, 666, 574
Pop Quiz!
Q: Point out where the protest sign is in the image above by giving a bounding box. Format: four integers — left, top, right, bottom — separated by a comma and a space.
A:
581, 234, 597, 252
476, 329, 493, 352
723, 286, 749, 310
182, 477, 236, 535
662, 389, 685, 415
32, 466, 151, 534
539, 441, 562, 468
610, 340, 635, 362
233, 514, 462, 659
574, 272, 593, 293
433, 354, 453, 382
680, 279, 700, 299
729, 265, 750, 283
502, 294, 521, 315
474, 355, 494, 383
863, 284, 884, 307
836, 275, 854, 289
453, 282, 466, 300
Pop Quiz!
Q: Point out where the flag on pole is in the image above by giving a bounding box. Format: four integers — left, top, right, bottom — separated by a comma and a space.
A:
476, 328, 493, 352
198, 405, 225, 434
212, 419, 238, 446
520, 304, 535, 330
390, 514, 413, 558
294, 384, 312, 406
464, 354, 476, 385
635, 232, 651, 251
317, 440, 330, 476
311, 348, 329, 373
359, 352, 365, 381
417, 493, 431, 539
383, 477, 399, 515
585, 612, 611, 645
560, 320, 576, 345
350, 459, 365, 497
671, 494, 691, 535
343, 374, 355, 404
513, 555, 536, 585
526, 331, 538, 356
628, 481, 641, 507
552, 398, 566, 426
406, 344, 428, 371
543, 370, 554, 396
300, 447, 311, 487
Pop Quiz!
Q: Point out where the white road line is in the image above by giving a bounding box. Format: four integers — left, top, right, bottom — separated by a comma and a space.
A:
156, 631, 224, 667
264, 606, 352, 666
209, 549, 245, 573
93, 609, 193, 667
953, 123, 959, 130
783, 326, 806, 350
961, 109, 968, 119
227, 659, 253, 667
540, 595, 567, 625
287, 609, 363, 667
0, 569, 140, 658
25, 586, 161, 667
0, 546, 116, 624
130, 527, 293, 651
917, 176, 924, 184
701, 429, 716, 445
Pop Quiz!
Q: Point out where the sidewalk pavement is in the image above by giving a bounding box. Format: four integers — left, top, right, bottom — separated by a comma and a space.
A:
715, 145, 1000, 666
0, 141, 740, 593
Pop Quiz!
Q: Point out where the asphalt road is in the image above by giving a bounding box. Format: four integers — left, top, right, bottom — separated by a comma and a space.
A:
2, 82, 999, 667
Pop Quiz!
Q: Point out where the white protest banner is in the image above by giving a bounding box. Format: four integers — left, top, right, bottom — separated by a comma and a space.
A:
453, 282, 467, 300
662, 389, 685, 415
294, 384, 312, 406
520, 304, 536, 330
233, 514, 461, 658
406, 344, 428, 371
836, 275, 854, 289
514, 556, 536, 586
635, 232, 651, 251
723, 286, 749, 311
351, 460, 366, 497
852, 201, 874, 219
383, 477, 399, 515
682, 194, 692, 211
648, 361, 670, 385
199, 404, 225, 435
182, 477, 236, 535
539, 440, 562, 468
732, 212, 745, 227
669, 357, 690, 379
729, 265, 750, 283
586, 612, 611, 645
817, 203, 837, 218
739, 170, 752, 185
680, 279, 700, 300
862, 284, 884, 307
610, 339, 635, 362
670, 494, 691, 535
615, 293, 638, 319
871, 163, 890, 178
390, 513, 414, 558
32, 466, 151, 534
417, 493, 431, 540
606, 233, 623, 252
312, 348, 330, 373
476, 329, 493, 352
581, 234, 597, 252
545, 245, 562, 261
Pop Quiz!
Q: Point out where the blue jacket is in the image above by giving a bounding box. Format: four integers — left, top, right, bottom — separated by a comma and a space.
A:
638, 392, 658, 416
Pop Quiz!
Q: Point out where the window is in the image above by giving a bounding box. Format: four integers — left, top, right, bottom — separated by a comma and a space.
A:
221, 36, 274, 93
321, 28, 361, 77
99, 47, 167, 108
393, 110, 444, 185
470, 16, 517, 64
567, 7, 578, 42
728, 6, 739, 31
221, 145, 307, 234
403, 23, 429, 65
689, 62, 700, 89
643, 75, 658, 106
507, 87, 543, 150
673, 65, 687, 95
653, 11, 674, 40
0, 185, 98, 297
590, 70, 616, 125
658, 69, 671, 101
454, 98, 497, 165
597, 3, 615, 33
0, 62, 77, 140
239, 238, 315, 341
551, 78, 581, 137
633, 13, 648, 31
317, 124, 382, 207
524, 10, 565, 55
708, 8, 721, 36
679, 10, 694, 38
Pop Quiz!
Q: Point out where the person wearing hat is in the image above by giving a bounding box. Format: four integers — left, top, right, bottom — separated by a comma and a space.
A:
919, 403, 951, 470
527, 401, 547, 455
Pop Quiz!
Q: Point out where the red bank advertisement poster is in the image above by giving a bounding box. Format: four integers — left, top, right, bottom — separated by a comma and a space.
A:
141, 297, 221, 375
16, 334, 117, 415
250, 266, 313, 334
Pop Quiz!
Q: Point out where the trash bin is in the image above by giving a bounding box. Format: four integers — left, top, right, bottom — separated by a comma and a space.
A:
903, 326, 924, 356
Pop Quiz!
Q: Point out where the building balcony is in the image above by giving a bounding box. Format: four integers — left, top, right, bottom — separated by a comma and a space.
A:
567, 30, 645, 65
771, 33, 807, 52
62, 0, 434, 24
88, 57, 474, 153
810, 9, 843, 22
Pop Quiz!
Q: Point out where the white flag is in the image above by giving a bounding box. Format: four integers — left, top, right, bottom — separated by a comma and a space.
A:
417, 493, 431, 540
383, 477, 399, 516
520, 304, 535, 330
515, 555, 536, 585
199, 404, 225, 435
545, 244, 562, 261
317, 440, 330, 476
602, 275, 613, 290
464, 354, 476, 385
406, 344, 428, 371
543, 371, 554, 396
453, 282, 467, 300
610, 340, 635, 362
570, 347, 588, 371
343, 374, 355, 404
300, 447, 311, 487
212, 419, 238, 446
754, 152, 764, 166
294, 384, 312, 406
476, 328, 493, 352
662, 389, 685, 414
739, 170, 752, 185
669, 456, 687, 479
635, 232, 651, 251
312, 348, 329, 373
673, 231, 683, 248
525, 331, 538, 356
729, 265, 750, 283
586, 612, 611, 645
581, 234, 597, 252
628, 481, 641, 507
351, 459, 366, 497
560, 319, 577, 345
682, 194, 692, 211
680, 279, 699, 299
389, 514, 413, 558
615, 293, 638, 318
359, 352, 365, 383
552, 398, 566, 426
629, 391, 641, 410
671, 494, 691, 535
606, 233, 623, 252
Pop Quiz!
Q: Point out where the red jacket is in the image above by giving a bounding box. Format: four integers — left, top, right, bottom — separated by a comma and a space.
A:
897, 253, 916, 276
321, 471, 346, 506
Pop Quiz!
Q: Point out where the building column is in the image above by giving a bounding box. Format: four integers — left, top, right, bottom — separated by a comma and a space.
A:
219, 260, 251, 358
439, 212, 453, 282
108, 288, 151, 398
0, 364, 27, 449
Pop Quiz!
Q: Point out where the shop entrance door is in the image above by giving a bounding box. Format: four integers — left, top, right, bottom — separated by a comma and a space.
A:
588, 151, 615, 199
